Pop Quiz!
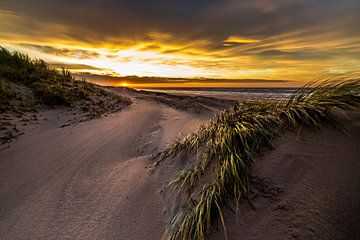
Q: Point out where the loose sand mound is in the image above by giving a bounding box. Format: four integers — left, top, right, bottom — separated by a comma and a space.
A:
207, 111, 360, 239
156, 111, 360, 240
0, 97, 212, 240
1, 85, 359, 239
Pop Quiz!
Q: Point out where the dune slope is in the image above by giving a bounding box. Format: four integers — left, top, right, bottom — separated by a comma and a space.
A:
0, 99, 208, 240
211, 111, 360, 240
1, 87, 359, 240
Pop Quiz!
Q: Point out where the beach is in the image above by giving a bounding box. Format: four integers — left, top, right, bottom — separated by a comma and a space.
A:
2, 0, 360, 238
0, 89, 228, 239
0, 88, 359, 239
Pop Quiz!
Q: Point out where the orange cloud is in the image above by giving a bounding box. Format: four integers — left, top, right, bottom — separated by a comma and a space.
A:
1, 1, 359, 88
223, 36, 261, 45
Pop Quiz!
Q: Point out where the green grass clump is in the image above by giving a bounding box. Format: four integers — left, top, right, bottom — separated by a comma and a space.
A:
0, 79, 14, 110
0, 46, 131, 112
162, 77, 360, 240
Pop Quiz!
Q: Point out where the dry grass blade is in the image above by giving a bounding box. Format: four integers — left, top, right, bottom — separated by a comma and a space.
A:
162, 76, 360, 240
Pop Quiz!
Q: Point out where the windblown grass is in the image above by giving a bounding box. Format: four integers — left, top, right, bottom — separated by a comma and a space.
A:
0, 46, 131, 113
162, 76, 360, 240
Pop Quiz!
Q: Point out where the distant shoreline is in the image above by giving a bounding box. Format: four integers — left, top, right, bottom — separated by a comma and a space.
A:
137, 87, 298, 90
136, 87, 297, 100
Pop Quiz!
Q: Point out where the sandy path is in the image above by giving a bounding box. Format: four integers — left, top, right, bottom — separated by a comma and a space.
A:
0, 100, 206, 240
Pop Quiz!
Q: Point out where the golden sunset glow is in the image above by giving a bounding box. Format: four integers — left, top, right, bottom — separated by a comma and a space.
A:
223, 36, 261, 44
119, 82, 130, 87
0, 1, 359, 87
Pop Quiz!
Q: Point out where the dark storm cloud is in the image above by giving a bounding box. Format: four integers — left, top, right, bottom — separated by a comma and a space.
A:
1, 0, 359, 47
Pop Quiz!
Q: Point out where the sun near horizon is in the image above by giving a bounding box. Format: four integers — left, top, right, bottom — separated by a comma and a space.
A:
119, 82, 130, 88
0, 1, 359, 88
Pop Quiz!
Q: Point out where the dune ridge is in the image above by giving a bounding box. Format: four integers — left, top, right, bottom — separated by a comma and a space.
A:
0, 48, 359, 240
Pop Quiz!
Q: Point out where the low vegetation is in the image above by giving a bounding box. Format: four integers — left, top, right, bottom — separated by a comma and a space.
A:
0, 47, 131, 115
0, 47, 131, 145
162, 77, 360, 239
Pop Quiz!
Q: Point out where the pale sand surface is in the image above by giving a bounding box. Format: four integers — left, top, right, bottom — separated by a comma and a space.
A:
1, 90, 359, 239
0, 98, 210, 240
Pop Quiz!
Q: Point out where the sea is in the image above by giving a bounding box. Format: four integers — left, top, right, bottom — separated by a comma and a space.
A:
137, 88, 297, 100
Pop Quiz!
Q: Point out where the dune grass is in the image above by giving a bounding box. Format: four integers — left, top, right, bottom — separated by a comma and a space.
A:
0, 46, 131, 113
162, 76, 360, 240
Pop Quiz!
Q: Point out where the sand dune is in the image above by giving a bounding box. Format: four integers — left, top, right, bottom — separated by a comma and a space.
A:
0, 91, 359, 239
210, 111, 360, 240
0, 97, 210, 239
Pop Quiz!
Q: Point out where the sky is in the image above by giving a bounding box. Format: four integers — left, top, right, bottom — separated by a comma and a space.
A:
0, 0, 359, 87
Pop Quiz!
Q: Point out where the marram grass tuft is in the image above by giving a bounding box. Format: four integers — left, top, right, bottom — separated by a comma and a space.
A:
161, 76, 360, 240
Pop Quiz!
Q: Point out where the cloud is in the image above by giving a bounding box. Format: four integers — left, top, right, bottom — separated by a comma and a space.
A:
1, 0, 359, 47
223, 36, 261, 46
0, 0, 359, 84
48, 63, 102, 70
18, 44, 100, 59
257, 49, 331, 60
76, 73, 289, 86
